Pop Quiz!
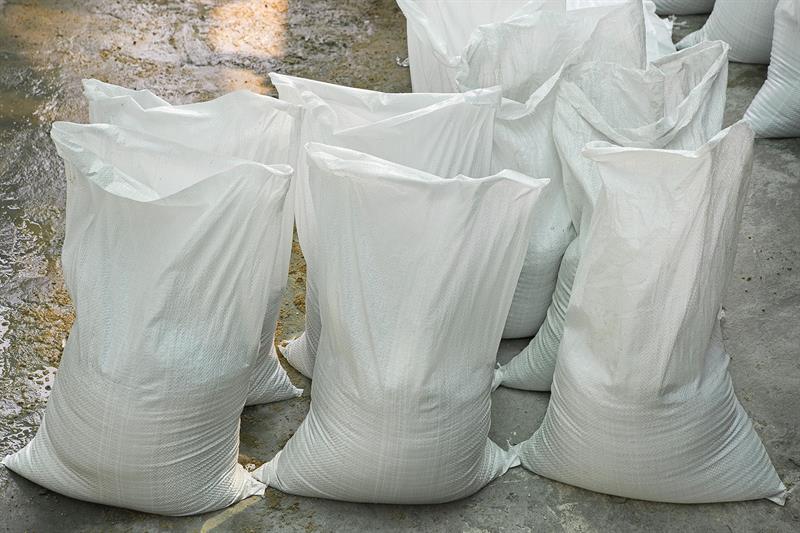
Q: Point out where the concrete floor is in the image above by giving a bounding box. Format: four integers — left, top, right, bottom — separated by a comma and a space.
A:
0, 2, 798, 531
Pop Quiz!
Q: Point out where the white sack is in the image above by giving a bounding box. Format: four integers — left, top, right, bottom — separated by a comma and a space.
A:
2, 122, 295, 515
82, 79, 301, 405
253, 144, 547, 503
566, 1, 676, 62
270, 73, 499, 377
83, 79, 169, 116
677, 0, 779, 63
497, 41, 730, 389
398, 1, 672, 94
471, 3, 647, 339
456, 0, 647, 101
397, 0, 535, 93
652, 0, 714, 15
744, 0, 800, 138
518, 121, 787, 505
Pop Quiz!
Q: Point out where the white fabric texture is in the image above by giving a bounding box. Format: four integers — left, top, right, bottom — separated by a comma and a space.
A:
397, 0, 534, 93
2, 122, 295, 515
253, 143, 547, 504
652, 0, 715, 15
497, 41, 730, 390
398, 1, 671, 94
744, 0, 800, 138
566, 1, 676, 62
518, 122, 787, 505
470, 2, 647, 339
270, 73, 500, 377
82, 79, 302, 405
456, 0, 647, 101
677, 0, 779, 64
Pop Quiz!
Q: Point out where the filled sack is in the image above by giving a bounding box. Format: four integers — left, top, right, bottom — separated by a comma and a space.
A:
82, 79, 302, 405
652, 0, 714, 15
517, 122, 787, 504
468, 3, 647, 339
2, 122, 294, 515
397, 0, 533, 93
253, 144, 547, 503
744, 0, 800, 138
497, 41, 729, 390
270, 73, 500, 377
566, 1, 676, 62
677, 0, 779, 64
455, 0, 648, 101
398, 0, 672, 94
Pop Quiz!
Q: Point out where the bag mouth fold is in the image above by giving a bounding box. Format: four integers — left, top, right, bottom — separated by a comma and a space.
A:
270, 72, 501, 133
51, 122, 292, 204
559, 40, 730, 148
304, 142, 549, 192
581, 120, 754, 162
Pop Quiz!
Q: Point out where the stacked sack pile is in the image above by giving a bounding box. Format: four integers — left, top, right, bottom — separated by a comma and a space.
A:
1, 0, 790, 516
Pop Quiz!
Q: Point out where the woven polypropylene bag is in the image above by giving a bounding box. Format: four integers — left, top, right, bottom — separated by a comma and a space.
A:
652, 0, 714, 15
677, 0, 779, 64
456, 0, 648, 101
744, 0, 800, 138
566, 1, 676, 62
398, 1, 670, 94
270, 73, 500, 378
82, 79, 302, 405
397, 0, 532, 92
2, 122, 295, 515
497, 41, 729, 390
253, 143, 547, 503
519, 122, 787, 504
469, 3, 646, 339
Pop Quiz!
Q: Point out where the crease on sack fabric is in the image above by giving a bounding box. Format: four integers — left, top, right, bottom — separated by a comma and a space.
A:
82, 78, 169, 109
558, 41, 729, 148
454, 0, 647, 99
581, 121, 743, 160
300, 86, 502, 137
491, 362, 504, 391
306, 143, 551, 191
274, 72, 503, 110
51, 122, 293, 204
92, 89, 299, 122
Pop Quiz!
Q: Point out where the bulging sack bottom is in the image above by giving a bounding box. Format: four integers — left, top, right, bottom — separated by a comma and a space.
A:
254, 143, 547, 503
518, 123, 786, 505
3, 122, 295, 515
82, 79, 302, 404
270, 73, 501, 379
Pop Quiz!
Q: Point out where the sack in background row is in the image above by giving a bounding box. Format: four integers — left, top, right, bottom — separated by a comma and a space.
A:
744, 0, 800, 138
678, 0, 799, 138
2, 84, 303, 515
401, 0, 651, 340
398, 0, 673, 96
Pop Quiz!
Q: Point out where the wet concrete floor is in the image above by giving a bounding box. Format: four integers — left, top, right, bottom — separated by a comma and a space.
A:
0, 2, 798, 531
